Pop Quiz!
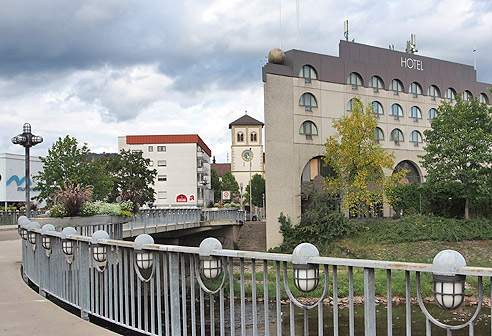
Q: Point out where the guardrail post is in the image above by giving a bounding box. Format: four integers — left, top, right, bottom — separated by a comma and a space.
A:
169, 252, 181, 335
364, 267, 376, 336
78, 242, 91, 320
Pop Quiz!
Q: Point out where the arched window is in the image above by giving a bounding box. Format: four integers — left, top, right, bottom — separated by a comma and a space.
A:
299, 93, 318, 111
237, 132, 244, 142
428, 108, 437, 120
371, 101, 384, 117
299, 65, 318, 82
427, 85, 441, 100
462, 90, 473, 102
250, 132, 257, 142
390, 103, 403, 120
374, 127, 384, 143
445, 88, 456, 103
369, 76, 384, 92
299, 121, 318, 140
346, 98, 361, 111
389, 79, 404, 94
409, 82, 423, 97
346, 72, 363, 89
480, 93, 489, 105
390, 128, 404, 144
410, 130, 423, 146
409, 106, 422, 122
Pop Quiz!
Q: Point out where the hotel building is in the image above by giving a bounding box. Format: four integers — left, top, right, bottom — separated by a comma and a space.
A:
262, 40, 492, 248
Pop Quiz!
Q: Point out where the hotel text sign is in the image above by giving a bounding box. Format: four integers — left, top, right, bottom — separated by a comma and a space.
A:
401, 57, 423, 71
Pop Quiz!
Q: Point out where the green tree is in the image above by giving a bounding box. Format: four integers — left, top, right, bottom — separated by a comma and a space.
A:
34, 136, 112, 203
420, 96, 492, 219
106, 149, 157, 211
244, 174, 265, 207
324, 99, 406, 217
220, 171, 239, 199
210, 168, 222, 203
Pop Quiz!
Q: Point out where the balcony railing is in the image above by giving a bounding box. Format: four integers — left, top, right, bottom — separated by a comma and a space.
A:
18, 216, 492, 335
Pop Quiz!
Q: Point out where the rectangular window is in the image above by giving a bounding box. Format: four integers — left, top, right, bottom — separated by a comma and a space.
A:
157, 160, 167, 167
157, 146, 166, 152
132, 150, 142, 154
158, 191, 167, 199
158, 175, 167, 181
148, 146, 153, 152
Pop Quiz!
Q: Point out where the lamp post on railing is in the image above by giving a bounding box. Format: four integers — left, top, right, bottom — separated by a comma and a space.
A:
199, 237, 223, 280
11, 123, 43, 217
432, 250, 467, 310
41, 224, 55, 257
416, 249, 483, 333
61, 227, 77, 264
91, 230, 109, 272
18, 216, 30, 239
134, 234, 154, 282
27, 222, 40, 251
292, 243, 320, 293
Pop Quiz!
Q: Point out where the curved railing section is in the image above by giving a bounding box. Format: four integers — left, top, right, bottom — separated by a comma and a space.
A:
19, 218, 492, 336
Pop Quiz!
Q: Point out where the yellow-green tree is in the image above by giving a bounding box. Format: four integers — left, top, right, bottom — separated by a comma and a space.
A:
323, 99, 406, 217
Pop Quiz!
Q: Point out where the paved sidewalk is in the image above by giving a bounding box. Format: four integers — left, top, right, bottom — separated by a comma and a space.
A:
0, 233, 118, 335
0, 224, 17, 231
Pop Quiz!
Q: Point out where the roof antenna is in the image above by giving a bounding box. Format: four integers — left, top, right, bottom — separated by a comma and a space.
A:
279, 0, 282, 49
344, 20, 349, 41
405, 34, 418, 54
473, 42, 477, 71
296, 0, 300, 49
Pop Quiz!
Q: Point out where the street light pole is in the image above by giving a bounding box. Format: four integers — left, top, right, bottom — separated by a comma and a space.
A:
249, 148, 252, 211
11, 123, 43, 218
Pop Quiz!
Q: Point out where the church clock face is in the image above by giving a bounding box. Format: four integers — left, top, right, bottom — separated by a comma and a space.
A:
241, 149, 253, 162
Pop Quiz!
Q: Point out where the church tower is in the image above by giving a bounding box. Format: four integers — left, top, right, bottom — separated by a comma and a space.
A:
229, 114, 264, 201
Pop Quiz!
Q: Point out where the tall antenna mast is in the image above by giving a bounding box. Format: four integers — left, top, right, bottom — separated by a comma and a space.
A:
473, 43, 477, 71
296, 0, 300, 49
279, 0, 282, 49
344, 20, 349, 41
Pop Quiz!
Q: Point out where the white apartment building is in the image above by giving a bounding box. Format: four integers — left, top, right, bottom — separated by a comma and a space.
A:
118, 135, 212, 208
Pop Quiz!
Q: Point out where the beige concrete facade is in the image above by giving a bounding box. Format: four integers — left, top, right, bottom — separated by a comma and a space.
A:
263, 41, 492, 249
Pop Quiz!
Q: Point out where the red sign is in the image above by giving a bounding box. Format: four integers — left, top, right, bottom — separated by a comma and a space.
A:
189, 195, 195, 201
176, 194, 187, 202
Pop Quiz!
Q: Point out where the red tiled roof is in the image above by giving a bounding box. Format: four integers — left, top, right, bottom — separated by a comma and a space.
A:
126, 134, 212, 156
211, 163, 231, 177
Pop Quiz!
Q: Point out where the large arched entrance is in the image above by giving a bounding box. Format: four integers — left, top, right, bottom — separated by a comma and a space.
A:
300, 156, 339, 213
393, 160, 422, 184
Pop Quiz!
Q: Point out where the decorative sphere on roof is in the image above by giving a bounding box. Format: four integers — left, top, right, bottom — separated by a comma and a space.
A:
268, 48, 285, 64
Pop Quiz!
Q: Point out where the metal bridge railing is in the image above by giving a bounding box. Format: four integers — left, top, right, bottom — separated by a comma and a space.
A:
127, 208, 203, 236
19, 217, 492, 336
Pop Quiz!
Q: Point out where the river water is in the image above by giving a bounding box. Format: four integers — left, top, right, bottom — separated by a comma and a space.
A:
221, 302, 491, 335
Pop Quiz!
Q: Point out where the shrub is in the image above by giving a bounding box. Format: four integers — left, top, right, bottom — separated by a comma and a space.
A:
272, 190, 361, 253
56, 181, 93, 217
119, 200, 134, 213
81, 203, 99, 217
98, 202, 122, 216
49, 204, 66, 218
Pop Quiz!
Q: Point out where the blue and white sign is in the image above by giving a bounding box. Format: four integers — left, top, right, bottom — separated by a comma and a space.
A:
0, 153, 43, 202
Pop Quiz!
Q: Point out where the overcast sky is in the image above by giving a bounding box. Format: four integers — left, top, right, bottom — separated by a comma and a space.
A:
1, 0, 491, 162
